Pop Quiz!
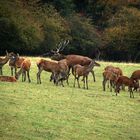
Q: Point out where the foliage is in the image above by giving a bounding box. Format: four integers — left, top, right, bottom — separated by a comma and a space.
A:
0, 0, 140, 62
103, 7, 140, 61
67, 14, 102, 58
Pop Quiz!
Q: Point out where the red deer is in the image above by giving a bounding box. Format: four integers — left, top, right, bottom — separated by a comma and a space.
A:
0, 76, 17, 82
115, 76, 139, 98
36, 59, 68, 86
104, 65, 123, 89
44, 40, 100, 82
72, 60, 99, 89
0, 51, 15, 75
131, 70, 140, 81
104, 65, 123, 77
9, 53, 25, 76
131, 70, 140, 92
15, 59, 31, 83
102, 70, 118, 92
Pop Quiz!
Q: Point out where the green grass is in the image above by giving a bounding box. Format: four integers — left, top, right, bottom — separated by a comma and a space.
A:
0, 57, 140, 140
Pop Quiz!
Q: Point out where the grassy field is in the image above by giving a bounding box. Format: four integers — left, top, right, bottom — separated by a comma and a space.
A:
0, 57, 140, 140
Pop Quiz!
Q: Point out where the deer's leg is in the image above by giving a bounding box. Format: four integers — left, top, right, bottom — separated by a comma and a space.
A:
1, 68, 3, 75
24, 71, 26, 82
86, 76, 88, 89
91, 70, 96, 82
66, 72, 70, 85
0, 67, 2, 75
129, 87, 134, 98
50, 73, 53, 82
15, 67, 17, 76
73, 76, 76, 87
102, 78, 107, 91
66, 67, 71, 85
27, 70, 31, 83
60, 80, 64, 87
22, 71, 24, 82
11, 67, 13, 76
83, 76, 85, 89
77, 77, 80, 88
115, 84, 120, 96
37, 68, 42, 84
110, 80, 112, 92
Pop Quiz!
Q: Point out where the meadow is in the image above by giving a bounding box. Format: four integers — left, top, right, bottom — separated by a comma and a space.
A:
0, 57, 140, 140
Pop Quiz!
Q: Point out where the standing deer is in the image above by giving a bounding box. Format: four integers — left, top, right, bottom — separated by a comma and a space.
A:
15, 59, 31, 83
0, 51, 15, 75
36, 59, 68, 86
9, 53, 25, 76
45, 40, 100, 82
72, 60, 99, 89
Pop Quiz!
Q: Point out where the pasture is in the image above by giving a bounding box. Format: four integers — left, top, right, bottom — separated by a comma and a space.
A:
0, 57, 140, 140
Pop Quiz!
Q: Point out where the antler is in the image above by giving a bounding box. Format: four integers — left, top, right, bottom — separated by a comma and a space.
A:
51, 40, 70, 54
58, 40, 69, 52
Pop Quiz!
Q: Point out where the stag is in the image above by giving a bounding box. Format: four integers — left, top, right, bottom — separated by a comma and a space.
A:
0, 51, 15, 75
47, 40, 100, 82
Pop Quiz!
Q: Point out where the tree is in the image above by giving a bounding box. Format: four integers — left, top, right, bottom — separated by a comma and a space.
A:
103, 7, 140, 61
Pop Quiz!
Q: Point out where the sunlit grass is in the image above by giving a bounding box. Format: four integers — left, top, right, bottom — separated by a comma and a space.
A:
0, 57, 140, 140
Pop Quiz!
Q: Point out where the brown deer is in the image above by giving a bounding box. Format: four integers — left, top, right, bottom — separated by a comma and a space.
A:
9, 53, 25, 76
15, 59, 31, 83
36, 59, 68, 86
104, 65, 123, 90
0, 76, 17, 82
72, 60, 99, 89
45, 40, 100, 82
131, 70, 140, 92
0, 51, 15, 75
102, 70, 118, 92
115, 76, 139, 98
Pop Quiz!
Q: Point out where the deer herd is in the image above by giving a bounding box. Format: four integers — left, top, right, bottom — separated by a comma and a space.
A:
0, 41, 140, 98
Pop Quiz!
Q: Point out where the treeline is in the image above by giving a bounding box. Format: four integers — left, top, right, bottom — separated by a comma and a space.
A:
0, 0, 140, 62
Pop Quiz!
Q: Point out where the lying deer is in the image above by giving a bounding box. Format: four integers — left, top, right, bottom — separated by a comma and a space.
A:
0, 76, 17, 82
72, 60, 99, 89
15, 59, 31, 83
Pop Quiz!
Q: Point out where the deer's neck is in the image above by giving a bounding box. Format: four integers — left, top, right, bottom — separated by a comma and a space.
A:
86, 61, 94, 72
0, 56, 9, 66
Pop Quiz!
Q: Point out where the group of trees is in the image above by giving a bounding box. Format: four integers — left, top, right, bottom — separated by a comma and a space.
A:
0, 0, 140, 62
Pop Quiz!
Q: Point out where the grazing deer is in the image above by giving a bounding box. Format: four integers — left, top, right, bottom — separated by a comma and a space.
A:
15, 59, 31, 83
131, 70, 140, 92
72, 60, 99, 89
44, 40, 100, 82
115, 76, 139, 98
0, 51, 15, 75
0, 76, 17, 82
36, 59, 68, 86
104, 65, 123, 90
9, 53, 25, 76
102, 70, 118, 92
